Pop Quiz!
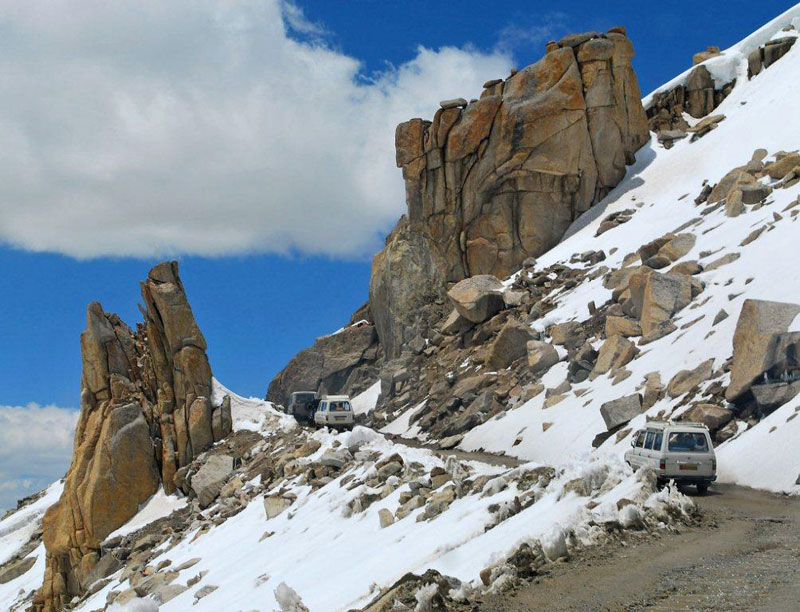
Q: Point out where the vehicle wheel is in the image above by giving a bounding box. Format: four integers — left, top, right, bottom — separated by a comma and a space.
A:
697, 482, 709, 495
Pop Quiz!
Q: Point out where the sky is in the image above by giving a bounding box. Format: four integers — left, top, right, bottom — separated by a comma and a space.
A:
0, 0, 796, 510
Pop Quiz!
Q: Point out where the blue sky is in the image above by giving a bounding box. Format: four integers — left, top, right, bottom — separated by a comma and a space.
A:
0, 0, 796, 509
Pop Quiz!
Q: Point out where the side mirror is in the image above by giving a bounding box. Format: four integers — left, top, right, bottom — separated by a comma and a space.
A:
630, 437, 636, 447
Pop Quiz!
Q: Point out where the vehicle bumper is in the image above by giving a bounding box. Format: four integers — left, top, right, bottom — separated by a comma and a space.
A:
658, 474, 717, 484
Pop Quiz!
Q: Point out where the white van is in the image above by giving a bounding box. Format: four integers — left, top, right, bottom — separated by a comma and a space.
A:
313, 395, 354, 429
625, 421, 716, 494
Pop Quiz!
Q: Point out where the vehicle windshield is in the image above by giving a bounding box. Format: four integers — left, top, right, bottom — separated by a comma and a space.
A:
293, 393, 315, 403
329, 401, 351, 412
668, 432, 709, 453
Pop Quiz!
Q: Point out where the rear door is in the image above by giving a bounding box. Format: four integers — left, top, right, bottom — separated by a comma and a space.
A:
665, 430, 715, 477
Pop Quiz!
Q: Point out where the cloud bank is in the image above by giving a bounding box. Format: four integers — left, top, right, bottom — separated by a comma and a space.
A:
0, 0, 512, 259
0, 403, 77, 511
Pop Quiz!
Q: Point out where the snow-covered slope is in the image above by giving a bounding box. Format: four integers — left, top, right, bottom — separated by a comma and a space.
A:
458, 9, 800, 495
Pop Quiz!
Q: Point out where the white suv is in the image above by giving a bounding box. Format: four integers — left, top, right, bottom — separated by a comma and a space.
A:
313, 395, 354, 429
625, 421, 716, 494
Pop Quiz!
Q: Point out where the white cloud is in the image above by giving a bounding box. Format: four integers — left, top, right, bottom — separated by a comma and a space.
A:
0, 0, 512, 259
0, 403, 77, 511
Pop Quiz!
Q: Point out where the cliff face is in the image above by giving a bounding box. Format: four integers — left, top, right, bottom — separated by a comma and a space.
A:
395, 28, 648, 283
370, 28, 649, 358
35, 262, 231, 612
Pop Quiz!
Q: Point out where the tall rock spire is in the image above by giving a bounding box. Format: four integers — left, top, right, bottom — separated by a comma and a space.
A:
35, 261, 231, 612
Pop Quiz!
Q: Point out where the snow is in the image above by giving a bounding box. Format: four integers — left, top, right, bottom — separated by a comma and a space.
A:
105, 489, 187, 541
380, 400, 427, 438
717, 394, 800, 492
0, 482, 63, 610
352, 381, 381, 416
71, 430, 686, 612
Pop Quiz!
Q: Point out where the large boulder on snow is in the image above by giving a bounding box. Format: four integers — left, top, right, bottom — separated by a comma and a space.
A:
486, 319, 536, 370
600, 393, 643, 430
191, 454, 234, 509
628, 270, 695, 336
447, 275, 505, 324
726, 299, 800, 402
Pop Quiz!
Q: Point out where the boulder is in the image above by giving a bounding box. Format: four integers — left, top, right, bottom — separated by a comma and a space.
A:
739, 183, 772, 204
527, 341, 560, 375
605, 316, 642, 337
441, 309, 473, 335
447, 275, 505, 324
191, 455, 234, 509
666, 359, 714, 397
764, 153, 800, 180
592, 335, 637, 375
549, 321, 585, 347
629, 271, 693, 336
487, 319, 536, 370
378, 508, 395, 528
752, 380, 800, 412
0, 557, 36, 584
682, 403, 733, 431
658, 233, 696, 262
264, 495, 293, 520
319, 449, 351, 469
726, 299, 800, 401
600, 394, 643, 430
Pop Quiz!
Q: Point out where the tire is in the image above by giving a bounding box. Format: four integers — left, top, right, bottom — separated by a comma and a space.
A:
697, 482, 709, 495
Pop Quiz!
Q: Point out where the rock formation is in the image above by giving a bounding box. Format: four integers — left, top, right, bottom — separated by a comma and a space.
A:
395, 28, 648, 284
267, 315, 380, 407
369, 27, 649, 357
35, 262, 231, 612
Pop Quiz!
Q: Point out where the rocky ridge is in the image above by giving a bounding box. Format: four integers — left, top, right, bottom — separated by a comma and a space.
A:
33, 262, 232, 612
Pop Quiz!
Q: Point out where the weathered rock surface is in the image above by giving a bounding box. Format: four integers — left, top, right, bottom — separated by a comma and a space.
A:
448, 275, 505, 324
267, 320, 379, 406
667, 359, 714, 397
394, 29, 648, 284
35, 262, 231, 612
486, 319, 535, 370
646, 64, 734, 133
369, 215, 448, 358
600, 393, 643, 430
726, 299, 800, 402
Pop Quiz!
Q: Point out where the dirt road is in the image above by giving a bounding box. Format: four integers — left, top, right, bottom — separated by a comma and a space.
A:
473, 484, 800, 612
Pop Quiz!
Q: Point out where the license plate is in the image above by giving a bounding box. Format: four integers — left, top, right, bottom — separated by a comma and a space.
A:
679, 464, 698, 471
335, 416, 345, 421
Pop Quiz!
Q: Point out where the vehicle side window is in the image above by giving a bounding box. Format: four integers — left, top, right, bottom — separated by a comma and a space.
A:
319, 402, 326, 412
634, 432, 645, 448
644, 431, 655, 450
653, 432, 663, 451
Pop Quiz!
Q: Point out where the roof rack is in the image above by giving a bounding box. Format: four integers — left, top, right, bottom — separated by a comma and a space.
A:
643, 420, 709, 429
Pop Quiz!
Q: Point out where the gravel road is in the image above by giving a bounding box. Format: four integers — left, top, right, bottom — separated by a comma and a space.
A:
473, 483, 800, 611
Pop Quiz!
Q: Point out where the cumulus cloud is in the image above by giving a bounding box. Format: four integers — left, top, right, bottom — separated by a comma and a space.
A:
0, 0, 512, 259
0, 403, 77, 511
